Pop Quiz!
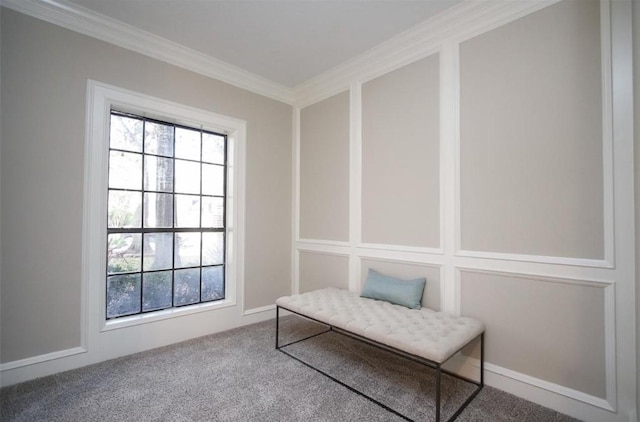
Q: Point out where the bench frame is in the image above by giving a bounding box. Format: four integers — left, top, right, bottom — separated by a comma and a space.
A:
275, 305, 484, 422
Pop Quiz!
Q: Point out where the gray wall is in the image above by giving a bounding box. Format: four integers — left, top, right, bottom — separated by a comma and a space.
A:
0, 9, 292, 362
361, 54, 440, 248
299, 252, 349, 293
460, 271, 606, 398
459, 0, 603, 258
299, 91, 350, 241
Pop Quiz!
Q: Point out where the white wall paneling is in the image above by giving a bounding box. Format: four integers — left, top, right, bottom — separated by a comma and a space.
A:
458, 268, 616, 409
348, 82, 363, 292
293, 1, 562, 108
456, 0, 612, 267
299, 91, 350, 241
608, 0, 637, 420
360, 52, 440, 250
291, 106, 300, 295
293, 1, 635, 421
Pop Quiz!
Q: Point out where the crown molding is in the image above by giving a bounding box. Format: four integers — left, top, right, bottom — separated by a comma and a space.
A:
0, 0, 564, 108
292, 0, 561, 108
2, 0, 295, 105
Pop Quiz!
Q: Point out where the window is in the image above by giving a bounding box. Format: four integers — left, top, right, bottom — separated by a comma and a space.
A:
85, 81, 245, 330
106, 111, 228, 319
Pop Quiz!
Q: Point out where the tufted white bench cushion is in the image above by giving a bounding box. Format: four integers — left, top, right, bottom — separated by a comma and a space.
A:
276, 287, 485, 364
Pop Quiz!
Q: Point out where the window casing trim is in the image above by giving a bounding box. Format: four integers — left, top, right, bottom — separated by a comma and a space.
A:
83, 80, 246, 335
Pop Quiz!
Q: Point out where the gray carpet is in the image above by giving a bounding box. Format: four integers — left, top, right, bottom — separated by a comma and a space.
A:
1, 316, 580, 422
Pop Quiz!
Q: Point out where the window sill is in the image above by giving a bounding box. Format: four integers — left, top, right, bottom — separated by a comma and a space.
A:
101, 298, 236, 332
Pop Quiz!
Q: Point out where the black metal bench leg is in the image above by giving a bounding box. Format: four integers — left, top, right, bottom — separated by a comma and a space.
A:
275, 306, 280, 350
480, 332, 485, 387
436, 365, 442, 422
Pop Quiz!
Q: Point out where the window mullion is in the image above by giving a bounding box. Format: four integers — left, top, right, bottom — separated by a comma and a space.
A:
171, 124, 176, 309
199, 129, 204, 304
140, 119, 146, 314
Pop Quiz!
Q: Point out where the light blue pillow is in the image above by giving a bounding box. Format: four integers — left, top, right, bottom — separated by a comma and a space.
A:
360, 269, 426, 309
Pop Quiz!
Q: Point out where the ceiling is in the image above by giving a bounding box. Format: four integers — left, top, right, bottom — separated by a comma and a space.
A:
66, 0, 462, 88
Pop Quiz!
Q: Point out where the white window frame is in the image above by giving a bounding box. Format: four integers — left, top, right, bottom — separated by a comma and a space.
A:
83, 80, 246, 333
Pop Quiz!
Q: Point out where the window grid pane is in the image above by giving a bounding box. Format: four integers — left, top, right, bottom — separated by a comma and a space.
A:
106, 110, 227, 320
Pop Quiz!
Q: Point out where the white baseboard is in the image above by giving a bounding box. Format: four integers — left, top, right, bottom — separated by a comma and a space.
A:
447, 355, 628, 422
243, 304, 276, 316
0, 346, 87, 372
0, 347, 91, 387
0, 310, 275, 387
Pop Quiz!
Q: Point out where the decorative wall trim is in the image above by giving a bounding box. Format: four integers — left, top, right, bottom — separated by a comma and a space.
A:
2, 0, 294, 104
455, 250, 613, 269
450, 355, 616, 415
291, 107, 300, 296
358, 242, 442, 256
485, 361, 614, 412
440, 41, 457, 259
439, 40, 459, 314
293, 107, 302, 242
608, 1, 636, 417
348, 82, 362, 292
292, 4, 633, 418
447, 0, 562, 45
296, 238, 350, 248
292, 107, 302, 294
599, 0, 615, 268
356, 247, 445, 266
603, 282, 617, 410
293, 0, 561, 107
452, 255, 616, 284
296, 245, 351, 257
456, 267, 614, 289
458, 268, 617, 412
358, 255, 442, 271
454, 0, 615, 269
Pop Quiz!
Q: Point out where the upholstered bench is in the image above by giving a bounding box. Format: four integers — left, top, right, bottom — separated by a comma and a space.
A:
275, 287, 485, 422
